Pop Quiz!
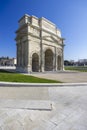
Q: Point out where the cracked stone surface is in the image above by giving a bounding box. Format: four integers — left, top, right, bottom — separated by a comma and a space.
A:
0, 85, 87, 130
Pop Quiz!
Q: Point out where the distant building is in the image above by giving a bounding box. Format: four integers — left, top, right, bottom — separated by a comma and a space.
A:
15, 14, 65, 73
64, 60, 75, 66
64, 59, 87, 66
0, 57, 16, 66
78, 59, 87, 66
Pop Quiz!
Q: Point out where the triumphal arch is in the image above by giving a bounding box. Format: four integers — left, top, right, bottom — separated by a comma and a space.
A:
15, 14, 64, 73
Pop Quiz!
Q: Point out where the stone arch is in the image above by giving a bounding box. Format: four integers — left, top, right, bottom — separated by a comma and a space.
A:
45, 49, 53, 71
32, 53, 39, 72
57, 55, 61, 70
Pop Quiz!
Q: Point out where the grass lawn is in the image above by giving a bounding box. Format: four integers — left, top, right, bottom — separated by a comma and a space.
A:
65, 66, 87, 72
0, 69, 61, 83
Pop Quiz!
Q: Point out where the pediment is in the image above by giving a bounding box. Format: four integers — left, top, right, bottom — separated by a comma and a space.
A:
42, 35, 60, 43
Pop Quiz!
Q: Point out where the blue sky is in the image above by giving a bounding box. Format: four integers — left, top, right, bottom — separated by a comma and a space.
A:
0, 0, 87, 61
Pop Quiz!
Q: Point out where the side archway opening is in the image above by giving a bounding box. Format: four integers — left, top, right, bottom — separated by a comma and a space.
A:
32, 53, 39, 72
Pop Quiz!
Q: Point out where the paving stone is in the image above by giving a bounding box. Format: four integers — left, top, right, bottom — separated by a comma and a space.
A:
32, 72, 87, 83
0, 85, 87, 129
0, 99, 52, 110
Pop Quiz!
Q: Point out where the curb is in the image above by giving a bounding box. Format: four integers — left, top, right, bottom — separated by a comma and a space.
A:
0, 82, 87, 87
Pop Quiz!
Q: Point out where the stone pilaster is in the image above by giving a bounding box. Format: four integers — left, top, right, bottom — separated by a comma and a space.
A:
40, 29, 45, 72
41, 50, 45, 72
55, 48, 58, 71
53, 47, 56, 71
61, 39, 64, 71
27, 40, 32, 73
16, 43, 19, 67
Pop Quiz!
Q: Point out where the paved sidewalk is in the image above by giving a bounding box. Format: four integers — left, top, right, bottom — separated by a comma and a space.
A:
0, 84, 87, 130
0, 99, 52, 110
31, 71, 87, 83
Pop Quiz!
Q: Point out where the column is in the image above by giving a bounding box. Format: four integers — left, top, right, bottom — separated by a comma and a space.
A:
41, 49, 45, 72
21, 42, 24, 67
53, 52, 55, 71
55, 48, 58, 71
62, 40, 64, 71
40, 30, 44, 72
16, 43, 19, 67
27, 40, 32, 73
18, 42, 21, 67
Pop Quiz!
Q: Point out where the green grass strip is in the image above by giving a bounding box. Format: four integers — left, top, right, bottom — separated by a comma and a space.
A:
0, 70, 61, 83
65, 66, 87, 72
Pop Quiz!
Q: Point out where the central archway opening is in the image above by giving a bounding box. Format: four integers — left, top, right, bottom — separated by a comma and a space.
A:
45, 49, 53, 71
32, 53, 39, 72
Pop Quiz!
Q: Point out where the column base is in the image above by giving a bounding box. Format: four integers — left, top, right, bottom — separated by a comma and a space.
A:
16, 65, 31, 73
40, 66, 44, 72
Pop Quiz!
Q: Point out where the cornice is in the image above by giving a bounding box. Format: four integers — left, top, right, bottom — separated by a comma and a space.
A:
18, 14, 30, 23
16, 22, 64, 41
40, 17, 56, 27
